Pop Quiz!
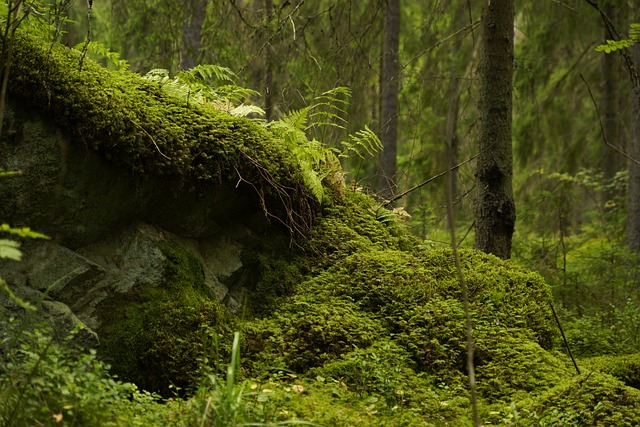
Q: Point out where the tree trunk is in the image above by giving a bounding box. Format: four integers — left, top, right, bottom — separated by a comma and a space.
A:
627, 42, 640, 250
601, 1, 621, 207
180, 0, 207, 70
377, 0, 400, 202
474, 0, 516, 260
264, 0, 274, 121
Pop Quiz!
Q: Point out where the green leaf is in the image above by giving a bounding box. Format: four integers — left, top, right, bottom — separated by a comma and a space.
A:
0, 224, 49, 239
0, 239, 22, 261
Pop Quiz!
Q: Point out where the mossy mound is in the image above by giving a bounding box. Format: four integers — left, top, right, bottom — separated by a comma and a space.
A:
97, 244, 234, 396
494, 372, 640, 426
245, 202, 563, 414
581, 352, 640, 389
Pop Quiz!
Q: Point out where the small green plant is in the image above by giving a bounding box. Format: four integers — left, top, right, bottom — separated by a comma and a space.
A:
265, 87, 381, 203
73, 41, 130, 71
143, 65, 264, 116
0, 321, 160, 427
596, 23, 640, 53
183, 331, 316, 426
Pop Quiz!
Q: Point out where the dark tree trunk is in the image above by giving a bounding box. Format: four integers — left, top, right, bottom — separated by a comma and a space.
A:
627, 41, 640, 251
601, 1, 621, 207
474, 0, 516, 260
377, 0, 400, 202
264, 0, 274, 121
180, 0, 207, 70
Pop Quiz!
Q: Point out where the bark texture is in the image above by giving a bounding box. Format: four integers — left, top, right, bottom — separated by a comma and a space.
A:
600, 1, 621, 206
474, 0, 516, 260
377, 0, 400, 201
180, 0, 207, 70
627, 41, 640, 251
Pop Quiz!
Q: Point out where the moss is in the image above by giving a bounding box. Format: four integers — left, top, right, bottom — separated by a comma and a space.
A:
96, 244, 234, 396
246, 230, 565, 419
474, 328, 572, 402
581, 353, 640, 389
499, 372, 640, 426
245, 294, 385, 373
8, 31, 318, 235
293, 248, 555, 375
301, 190, 416, 270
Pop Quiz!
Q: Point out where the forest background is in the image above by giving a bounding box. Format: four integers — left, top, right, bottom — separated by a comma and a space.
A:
5, 0, 640, 380
55, 0, 640, 357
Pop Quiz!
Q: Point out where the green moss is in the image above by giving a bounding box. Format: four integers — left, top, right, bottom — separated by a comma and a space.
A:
245, 294, 384, 373
292, 248, 555, 375
8, 31, 318, 234
301, 190, 416, 270
581, 353, 640, 389
474, 328, 572, 402
499, 372, 640, 426
96, 244, 234, 396
245, 227, 565, 420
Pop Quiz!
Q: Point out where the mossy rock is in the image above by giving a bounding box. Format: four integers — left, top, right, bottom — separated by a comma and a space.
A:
245, 294, 384, 373
301, 191, 416, 270
293, 248, 556, 374
474, 328, 572, 402
496, 372, 640, 426
8, 30, 318, 236
97, 244, 234, 396
581, 352, 640, 389
246, 235, 560, 412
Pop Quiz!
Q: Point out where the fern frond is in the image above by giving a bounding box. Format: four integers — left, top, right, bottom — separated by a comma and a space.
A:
191, 64, 238, 85
74, 41, 130, 71
299, 159, 325, 203
339, 125, 382, 159
282, 106, 312, 131
230, 105, 266, 117
144, 68, 171, 83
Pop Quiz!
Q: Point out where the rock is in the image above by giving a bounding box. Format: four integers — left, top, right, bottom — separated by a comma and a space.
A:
0, 99, 271, 249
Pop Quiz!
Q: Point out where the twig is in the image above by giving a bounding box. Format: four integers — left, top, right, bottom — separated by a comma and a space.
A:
384, 153, 478, 206
78, 0, 93, 71
550, 302, 580, 374
130, 118, 170, 160
580, 74, 640, 165
444, 141, 478, 426
584, 0, 640, 98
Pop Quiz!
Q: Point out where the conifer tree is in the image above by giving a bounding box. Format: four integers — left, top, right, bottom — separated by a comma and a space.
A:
474, 0, 516, 259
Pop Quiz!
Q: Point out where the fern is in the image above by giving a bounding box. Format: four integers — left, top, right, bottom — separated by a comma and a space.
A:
143, 65, 265, 117
339, 125, 382, 159
73, 41, 130, 71
264, 87, 381, 204
308, 87, 350, 132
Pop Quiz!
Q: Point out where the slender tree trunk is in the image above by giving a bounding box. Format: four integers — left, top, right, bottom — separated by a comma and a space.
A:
601, 1, 621, 206
264, 0, 274, 120
444, 4, 470, 226
377, 0, 400, 202
180, 0, 207, 70
474, 0, 516, 260
627, 41, 640, 250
